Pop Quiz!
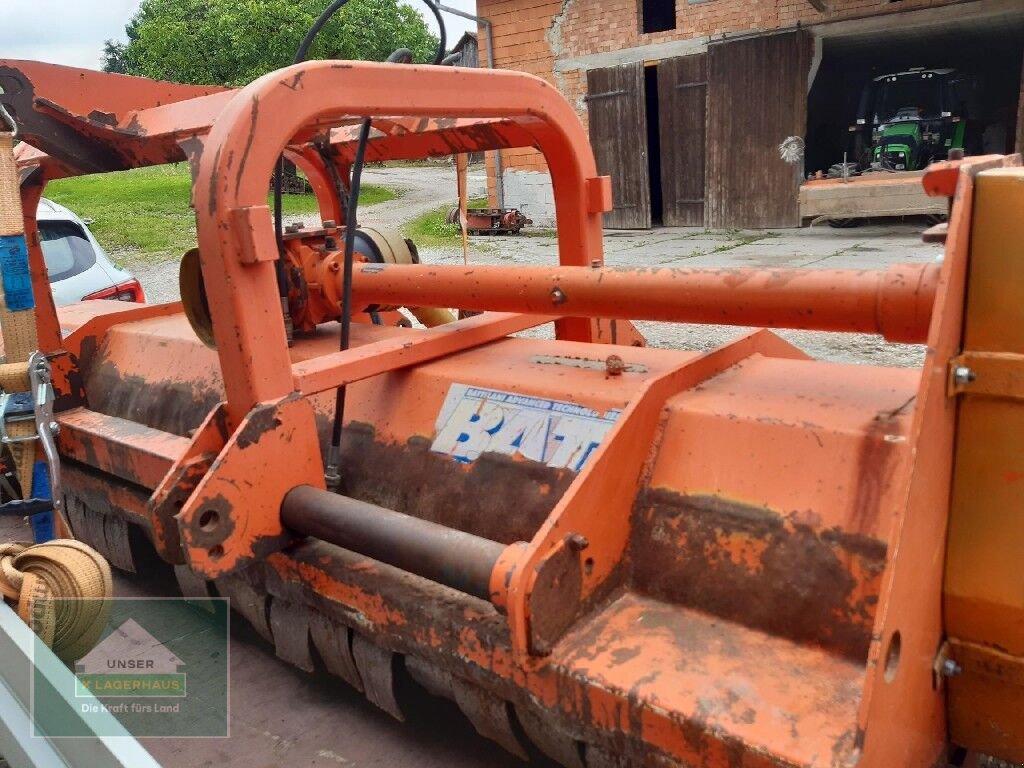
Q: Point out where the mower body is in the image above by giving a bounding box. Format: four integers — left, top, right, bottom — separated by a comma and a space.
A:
2, 58, 1024, 767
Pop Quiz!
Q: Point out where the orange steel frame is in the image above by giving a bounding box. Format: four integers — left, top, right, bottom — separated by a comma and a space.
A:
4, 56, 1024, 766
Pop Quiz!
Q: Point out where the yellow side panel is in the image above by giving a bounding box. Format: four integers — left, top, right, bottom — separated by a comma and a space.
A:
945, 167, 1024, 762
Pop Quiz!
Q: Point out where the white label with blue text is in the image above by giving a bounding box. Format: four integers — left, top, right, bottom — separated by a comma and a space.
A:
431, 384, 621, 471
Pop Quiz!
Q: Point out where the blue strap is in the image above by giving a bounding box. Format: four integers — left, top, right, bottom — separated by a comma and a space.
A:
29, 460, 54, 542
0, 234, 35, 311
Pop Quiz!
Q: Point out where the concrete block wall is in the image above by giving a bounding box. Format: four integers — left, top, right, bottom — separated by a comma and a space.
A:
477, 0, 963, 223
502, 168, 558, 227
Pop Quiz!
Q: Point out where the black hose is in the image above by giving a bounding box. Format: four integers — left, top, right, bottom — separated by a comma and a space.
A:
386, 48, 414, 64
421, 0, 447, 66
278, 0, 448, 488
273, 0, 447, 294
273, 0, 353, 340
330, 117, 371, 451
329, 1, 447, 480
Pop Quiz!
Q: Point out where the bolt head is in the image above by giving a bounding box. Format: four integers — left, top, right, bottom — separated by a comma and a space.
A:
567, 533, 589, 551
953, 366, 976, 385
550, 287, 567, 306
48, 421, 59, 434
942, 658, 962, 677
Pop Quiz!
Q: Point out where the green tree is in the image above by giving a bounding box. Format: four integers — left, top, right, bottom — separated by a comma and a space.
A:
101, 40, 129, 74
102, 0, 440, 85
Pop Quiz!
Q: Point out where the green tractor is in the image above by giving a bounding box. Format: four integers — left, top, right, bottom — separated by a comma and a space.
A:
831, 67, 978, 177
866, 68, 971, 171
823, 67, 978, 227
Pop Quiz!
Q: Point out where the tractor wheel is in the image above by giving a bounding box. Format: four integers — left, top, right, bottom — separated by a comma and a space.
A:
828, 217, 864, 229
826, 162, 859, 180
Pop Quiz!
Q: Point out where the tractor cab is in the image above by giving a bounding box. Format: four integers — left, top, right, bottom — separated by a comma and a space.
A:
827, 67, 979, 179
857, 67, 975, 171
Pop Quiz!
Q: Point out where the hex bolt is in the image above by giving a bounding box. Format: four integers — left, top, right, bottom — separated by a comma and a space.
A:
567, 533, 589, 551
48, 421, 59, 435
606, 354, 625, 376
322, 219, 336, 229
953, 366, 976, 386
590, 259, 601, 269
942, 659, 962, 677
550, 287, 567, 306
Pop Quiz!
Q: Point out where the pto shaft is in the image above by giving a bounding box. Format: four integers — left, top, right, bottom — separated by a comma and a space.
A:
349, 262, 939, 343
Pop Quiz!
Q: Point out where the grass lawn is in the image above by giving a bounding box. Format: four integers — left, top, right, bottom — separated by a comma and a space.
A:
403, 197, 488, 248
45, 164, 397, 264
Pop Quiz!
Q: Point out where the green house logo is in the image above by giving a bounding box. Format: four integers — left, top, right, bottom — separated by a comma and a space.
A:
74, 618, 186, 698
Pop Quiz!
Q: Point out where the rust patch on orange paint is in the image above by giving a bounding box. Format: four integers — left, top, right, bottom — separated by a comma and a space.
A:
631, 492, 887, 659
269, 553, 410, 628
336, 422, 576, 545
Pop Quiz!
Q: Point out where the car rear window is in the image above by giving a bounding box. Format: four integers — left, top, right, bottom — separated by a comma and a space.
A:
39, 220, 97, 282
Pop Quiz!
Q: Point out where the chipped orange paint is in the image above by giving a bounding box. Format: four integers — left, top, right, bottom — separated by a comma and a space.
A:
268, 553, 409, 628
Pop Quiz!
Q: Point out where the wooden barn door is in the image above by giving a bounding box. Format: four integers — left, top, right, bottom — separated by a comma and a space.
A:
705, 31, 813, 229
657, 54, 707, 226
587, 63, 651, 229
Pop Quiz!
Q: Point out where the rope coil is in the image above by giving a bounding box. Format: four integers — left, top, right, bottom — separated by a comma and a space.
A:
0, 539, 112, 661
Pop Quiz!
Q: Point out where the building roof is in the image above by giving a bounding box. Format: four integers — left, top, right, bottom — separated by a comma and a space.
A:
453, 31, 478, 52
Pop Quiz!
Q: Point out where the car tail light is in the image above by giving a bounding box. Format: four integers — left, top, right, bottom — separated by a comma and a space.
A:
83, 279, 146, 303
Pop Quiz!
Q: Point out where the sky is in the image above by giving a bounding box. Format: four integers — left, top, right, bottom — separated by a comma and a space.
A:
0, 0, 477, 71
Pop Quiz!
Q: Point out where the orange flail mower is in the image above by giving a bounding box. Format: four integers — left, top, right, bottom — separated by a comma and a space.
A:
1, 56, 1023, 767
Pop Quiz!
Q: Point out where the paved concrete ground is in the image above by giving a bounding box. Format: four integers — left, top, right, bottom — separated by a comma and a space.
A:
134, 165, 941, 367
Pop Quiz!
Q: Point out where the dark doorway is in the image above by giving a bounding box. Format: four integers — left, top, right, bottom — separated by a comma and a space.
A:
645, 65, 664, 225
806, 14, 1024, 176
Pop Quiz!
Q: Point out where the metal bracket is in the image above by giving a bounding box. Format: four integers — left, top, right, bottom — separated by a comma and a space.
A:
0, 353, 62, 516
30, 351, 62, 520
583, 90, 626, 102
0, 101, 17, 138
948, 352, 1024, 400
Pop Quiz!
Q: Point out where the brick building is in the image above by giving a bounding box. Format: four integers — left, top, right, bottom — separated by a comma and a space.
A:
474, 0, 1024, 228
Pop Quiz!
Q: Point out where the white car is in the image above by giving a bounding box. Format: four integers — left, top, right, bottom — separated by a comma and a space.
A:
37, 198, 144, 305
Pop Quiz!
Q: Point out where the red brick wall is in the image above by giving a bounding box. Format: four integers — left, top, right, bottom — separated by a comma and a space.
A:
477, 0, 964, 194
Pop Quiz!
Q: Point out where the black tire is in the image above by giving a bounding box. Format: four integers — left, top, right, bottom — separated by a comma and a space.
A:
828, 217, 864, 228
826, 162, 859, 180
